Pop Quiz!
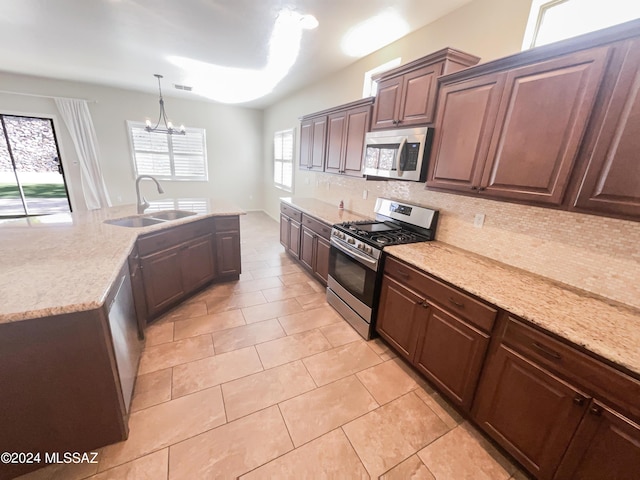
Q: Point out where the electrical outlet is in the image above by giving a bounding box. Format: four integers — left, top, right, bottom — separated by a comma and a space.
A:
474, 213, 485, 228
362, 189, 368, 200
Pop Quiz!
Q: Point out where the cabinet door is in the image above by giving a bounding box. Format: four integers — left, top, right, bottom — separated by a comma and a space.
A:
375, 275, 425, 362
310, 117, 327, 171
280, 213, 290, 249
325, 111, 346, 174
181, 234, 216, 292
427, 72, 505, 192
140, 246, 185, 316
473, 344, 589, 480
299, 119, 312, 169
299, 226, 315, 271
480, 47, 610, 204
215, 231, 240, 278
371, 76, 402, 130
398, 63, 443, 126
343, 106, 371, 176
314, 236, 330, 284
572, 41, 640, 219
289, 220, 301, 258
414, 303, 489, 411
554, 400, 640, 480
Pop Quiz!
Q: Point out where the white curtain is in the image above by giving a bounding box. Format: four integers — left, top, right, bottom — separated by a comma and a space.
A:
54, 98, 111, 210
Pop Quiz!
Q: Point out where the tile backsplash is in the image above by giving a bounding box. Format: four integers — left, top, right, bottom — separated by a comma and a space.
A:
300, 171, 640, 310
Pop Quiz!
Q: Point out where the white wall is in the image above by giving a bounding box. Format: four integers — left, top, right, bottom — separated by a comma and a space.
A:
261, 0, 534, 219
0, 73, 264, 212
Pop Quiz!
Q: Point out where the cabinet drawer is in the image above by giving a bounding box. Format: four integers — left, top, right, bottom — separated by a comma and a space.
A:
384, 256, 497, 332
301, 214, 331, 239
137, 218, 214, 256
503, 316, 640, 421
280, 203, 302, 222
215, 216, 239, 232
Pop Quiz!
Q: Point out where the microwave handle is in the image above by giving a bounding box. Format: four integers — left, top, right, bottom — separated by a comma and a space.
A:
395, 137, 407, 175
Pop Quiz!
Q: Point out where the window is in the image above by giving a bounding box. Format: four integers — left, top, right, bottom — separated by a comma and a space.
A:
362, 58, 402, 97
522, 0, 640, 50
127, 121, 208, 181
273, 128, 294, 191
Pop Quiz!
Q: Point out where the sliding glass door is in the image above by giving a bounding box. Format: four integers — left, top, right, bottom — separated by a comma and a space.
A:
0, 114, 71, 218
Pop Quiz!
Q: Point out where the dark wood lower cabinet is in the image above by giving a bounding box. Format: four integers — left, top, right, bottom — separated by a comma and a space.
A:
140, 245, 185, 317
282, 206, 331, 285
182, 234, 216, 291
554, 400, 640, 480
473, 344, 588, 480
414, 303, 489, 410
214, 216, 241, 278
376, 275, 425, 361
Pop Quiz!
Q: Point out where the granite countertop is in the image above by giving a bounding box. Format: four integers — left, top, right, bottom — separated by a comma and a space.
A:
280, 197, 371, 225
385, 242, 640, 377
0, 199, 245, 324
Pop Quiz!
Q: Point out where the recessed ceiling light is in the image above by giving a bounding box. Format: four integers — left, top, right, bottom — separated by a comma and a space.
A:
300, 14, 319, 30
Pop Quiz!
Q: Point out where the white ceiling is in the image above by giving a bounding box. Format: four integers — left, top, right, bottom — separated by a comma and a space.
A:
0, 0, 472, 108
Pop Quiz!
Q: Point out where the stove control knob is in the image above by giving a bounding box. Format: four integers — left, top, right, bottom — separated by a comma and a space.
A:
347, 237, 355, 244
340, 232, 346, 240
357, 243, 364, 250
364, 246, 372, 254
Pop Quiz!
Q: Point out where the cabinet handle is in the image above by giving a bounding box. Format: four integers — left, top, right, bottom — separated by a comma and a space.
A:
478, 187, 486, 192
448, 297, 464, 309
421, 300, 429, 309
471, 186, 478, 191
590, 405, 603, 416
395, 270, 409, 278
531, 341, 562, 361
573, 395, 585, 406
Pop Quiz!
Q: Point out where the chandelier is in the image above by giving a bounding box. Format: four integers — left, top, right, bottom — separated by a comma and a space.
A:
145, 74, 185, 135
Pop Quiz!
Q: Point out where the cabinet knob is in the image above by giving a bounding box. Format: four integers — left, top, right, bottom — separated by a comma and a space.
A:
573, 395, 585, 406
478, 187, 486, 192
590, 405, 603, 416
471, 186, 478, 191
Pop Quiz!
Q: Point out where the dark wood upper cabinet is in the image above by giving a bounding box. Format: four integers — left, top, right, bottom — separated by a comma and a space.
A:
427, 72, 505, 192
570, 39, 640, 219
429, 47, 610, 205
308, 98, 373, 177
481, 47, 610, 204
372, 76, 403, 130
299, 115, 326, 171
371, 48, 481, 130
428, 21, 640, 221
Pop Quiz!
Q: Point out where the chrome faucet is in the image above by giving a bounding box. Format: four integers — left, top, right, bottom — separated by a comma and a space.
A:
135, 175, 164, 214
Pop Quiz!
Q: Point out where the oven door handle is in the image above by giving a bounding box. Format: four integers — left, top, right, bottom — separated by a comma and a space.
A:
330, 238, 379, 270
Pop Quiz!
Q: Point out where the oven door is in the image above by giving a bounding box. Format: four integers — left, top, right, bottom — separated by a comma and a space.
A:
328, 238, 379, 321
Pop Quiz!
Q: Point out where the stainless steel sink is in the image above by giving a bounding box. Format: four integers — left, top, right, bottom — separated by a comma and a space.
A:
148, 210, 197, 221
104, 216, 165, 228
104, 210, 197, 228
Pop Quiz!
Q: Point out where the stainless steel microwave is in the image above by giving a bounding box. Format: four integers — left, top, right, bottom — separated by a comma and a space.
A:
361, 126, 432, 181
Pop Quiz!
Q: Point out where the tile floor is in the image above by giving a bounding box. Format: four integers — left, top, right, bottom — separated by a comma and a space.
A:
18, 212, 531, 480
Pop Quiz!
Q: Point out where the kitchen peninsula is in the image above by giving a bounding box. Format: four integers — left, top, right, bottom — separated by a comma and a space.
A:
0, 199, 244, 480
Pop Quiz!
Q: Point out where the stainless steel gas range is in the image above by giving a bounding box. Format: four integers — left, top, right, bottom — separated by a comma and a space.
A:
326, 198, 439, 339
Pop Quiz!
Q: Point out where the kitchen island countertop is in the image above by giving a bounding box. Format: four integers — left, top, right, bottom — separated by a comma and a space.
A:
385, 241, 640, 378
0, 199, 244, 324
